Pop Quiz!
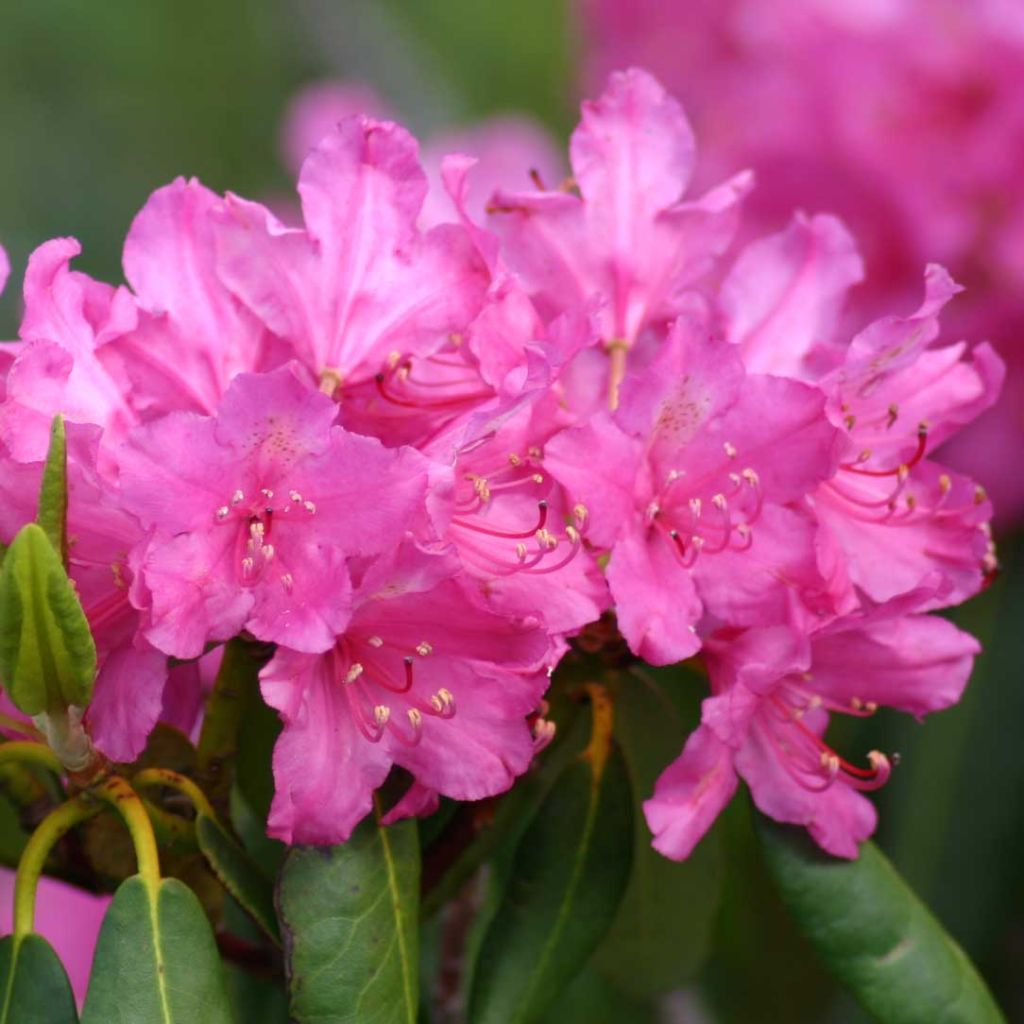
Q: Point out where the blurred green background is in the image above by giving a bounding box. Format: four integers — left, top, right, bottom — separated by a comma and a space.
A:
1, 2, 1020, 1021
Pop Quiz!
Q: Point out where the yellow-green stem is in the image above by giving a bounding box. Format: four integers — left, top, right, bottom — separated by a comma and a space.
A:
93, 775, 162, 899
13, 797, 100, 936
132, 767, 217, 821
0, 741, 62, 776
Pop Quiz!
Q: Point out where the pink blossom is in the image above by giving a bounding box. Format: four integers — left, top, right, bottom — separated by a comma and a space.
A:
261, 541, 552, 843
488, 68, 751, 379
278, 79, 564, 229
645, 602, 979, 859
0, 426, 166, 762
545, 319, 839, 664
110, 177, 289, 418
0, 239, 139, 464
0, 869, 110, 1007
119, 366, 429, 658
812, 267, 1002, 607
212, 117, 489, 391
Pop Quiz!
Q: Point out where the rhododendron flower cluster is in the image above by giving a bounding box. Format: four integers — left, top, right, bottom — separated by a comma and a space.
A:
0, 68, 1000, 859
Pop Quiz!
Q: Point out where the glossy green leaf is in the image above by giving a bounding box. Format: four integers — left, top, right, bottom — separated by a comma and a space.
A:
278, 815, 420, 1024
36, 415, 68, 567
0, 524, 96, 715
195, 813, 280, 946
468, 743, 634, 1024
595, 666, 723, 997
81, 875, 232, 1024
758, 818, 1006, 1024
0, 933, 78, 1024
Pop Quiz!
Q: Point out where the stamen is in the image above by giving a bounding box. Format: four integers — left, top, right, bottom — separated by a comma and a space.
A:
346, 663, 364, 684
416, 642, 433, 657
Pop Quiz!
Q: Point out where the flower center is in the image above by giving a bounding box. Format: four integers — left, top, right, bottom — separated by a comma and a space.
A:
212, 487, 317, 588
763, 680, 894, 794
334, 635, 456, 747
450, 447, 587, 577
648, 441, 763, 568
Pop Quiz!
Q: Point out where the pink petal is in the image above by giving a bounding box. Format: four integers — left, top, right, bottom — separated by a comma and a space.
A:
644, 725, 738, 860
721, 213, 864, 376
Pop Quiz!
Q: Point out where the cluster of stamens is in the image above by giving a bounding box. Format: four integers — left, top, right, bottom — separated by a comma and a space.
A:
451, 447, 587, 576
648, 441, 762, 568
336, 636, 455, 746
212, 486, 316, 588
765, 677, 895, 793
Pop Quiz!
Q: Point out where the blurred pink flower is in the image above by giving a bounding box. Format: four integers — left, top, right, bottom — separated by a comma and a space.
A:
0, 869, 110, 1006
581, 1, 1024, 519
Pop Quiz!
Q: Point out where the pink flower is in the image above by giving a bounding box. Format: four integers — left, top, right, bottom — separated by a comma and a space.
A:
212, 116, 489, 391
488, 68, 751, 386
0, 869, 110, 1007
261, 541, 552, 843
278, 79, 564, 229
110, 177, 289, 418
0, 239, 139, 465
812, 266, 1002, 607
545, 319, 840, 664
119, 366, 429, 658
0, 426, 166, 762
645, 601, 979, 860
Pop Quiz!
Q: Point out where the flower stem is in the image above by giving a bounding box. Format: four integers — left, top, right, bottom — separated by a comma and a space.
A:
92, 774, 162, 900
0, 741, 63, 777
13, 796, 101, 937
133, 767, 217, 821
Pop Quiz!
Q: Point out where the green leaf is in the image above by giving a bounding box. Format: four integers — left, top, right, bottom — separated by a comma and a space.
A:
468, 740, 634, 1024
278, 814, 420, 1024
758, 818, 1006, 1024
536, 965, 656, 1024
0, 523, 96, 715
0, 933, 78, 1024
595, 666, 723, 997
195, 813, 280, 946
36, 415, 68, 567
81, 875, 233, 1024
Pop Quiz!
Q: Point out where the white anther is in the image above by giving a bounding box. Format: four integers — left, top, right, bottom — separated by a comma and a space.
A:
303, 501, 317, 514
345, 663, 364, 684
241, 557, 255, 575
667, 469, 681, 483
691, 536, 705, 550
566, 526, 580, 543
689, 497, 702, 517
723, 441, 737, 459
573, 503, 588, 524
367, 636, 384, 648
215, 506, 230, 520
741, 468, 760, 486
528, 446, 542, 459
729, 472, 741, 487
712, 493, 728, 511
262, 545, 275, 562
416, 642, 433, 657
536, 529, 557, 550
280, 572, 294, 590
408, 708, 423, 729
289, 490, 303, 503
516, 542, 528, 561
508, 453, 522, 466
374, 705, 391, 727
531, 473, 545, 485
231, 490, 245, 505
261, 488, 274, 499
646, 501, 661, 520
250, 521, 265, 539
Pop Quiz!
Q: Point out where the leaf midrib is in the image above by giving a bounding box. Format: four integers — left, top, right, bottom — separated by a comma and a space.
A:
513, 764, 601, 1024
376, 814, 416, 1024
